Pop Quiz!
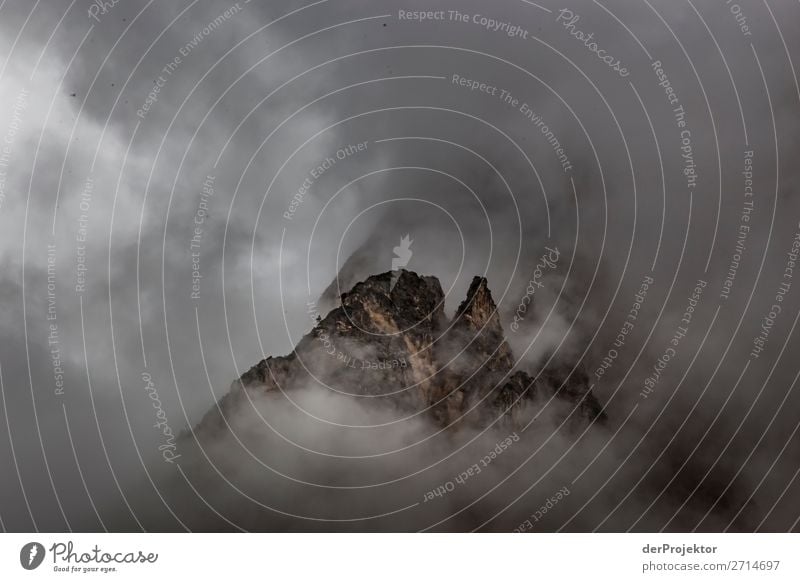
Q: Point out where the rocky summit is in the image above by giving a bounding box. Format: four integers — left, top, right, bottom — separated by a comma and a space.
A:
195, 270, 603, 437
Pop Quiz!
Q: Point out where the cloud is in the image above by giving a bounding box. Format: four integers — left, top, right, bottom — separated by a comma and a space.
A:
0, 0, 799, 531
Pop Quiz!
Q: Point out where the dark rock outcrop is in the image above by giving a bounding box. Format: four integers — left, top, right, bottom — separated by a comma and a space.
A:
194, 270, 603, 438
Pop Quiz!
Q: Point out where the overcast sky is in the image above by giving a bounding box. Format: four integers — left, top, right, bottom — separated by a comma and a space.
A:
1, 0, 800, 532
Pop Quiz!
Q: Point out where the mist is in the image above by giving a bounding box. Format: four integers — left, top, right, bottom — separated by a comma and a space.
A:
1, 0, 799, 532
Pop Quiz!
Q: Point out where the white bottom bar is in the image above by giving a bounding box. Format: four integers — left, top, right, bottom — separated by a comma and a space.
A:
1, 533, 798, 581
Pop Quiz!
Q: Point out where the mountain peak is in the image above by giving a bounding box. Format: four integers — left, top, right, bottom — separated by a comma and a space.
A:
454, 276, 504, 336
338, 269, 446, 333
194, 270, 603, 437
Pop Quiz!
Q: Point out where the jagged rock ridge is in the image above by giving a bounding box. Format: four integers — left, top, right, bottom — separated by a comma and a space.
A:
195, 270, 603, 437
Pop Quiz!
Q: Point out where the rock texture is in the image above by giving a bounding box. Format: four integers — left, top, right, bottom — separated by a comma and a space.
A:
195, 270, 603, 437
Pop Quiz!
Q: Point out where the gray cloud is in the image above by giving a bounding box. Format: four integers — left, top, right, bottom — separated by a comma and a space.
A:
0, 0, 799, 531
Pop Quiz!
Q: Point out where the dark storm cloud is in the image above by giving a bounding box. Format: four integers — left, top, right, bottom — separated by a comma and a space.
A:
0, 0, 799, 531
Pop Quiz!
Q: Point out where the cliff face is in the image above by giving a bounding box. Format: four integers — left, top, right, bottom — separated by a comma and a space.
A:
195, 270, 603, 438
